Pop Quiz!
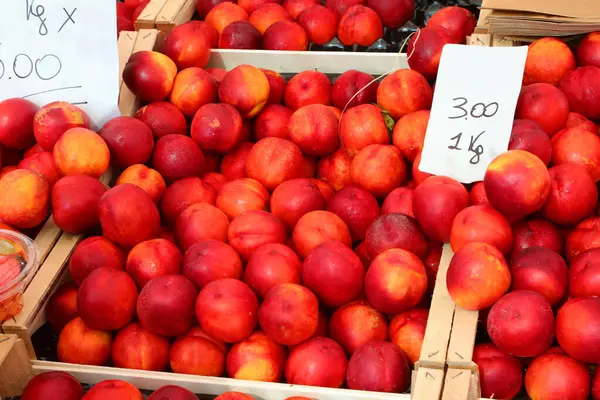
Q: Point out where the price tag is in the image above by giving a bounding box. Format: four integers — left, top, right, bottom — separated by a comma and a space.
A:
0, 0, 120, 129
419, 44, 527, 183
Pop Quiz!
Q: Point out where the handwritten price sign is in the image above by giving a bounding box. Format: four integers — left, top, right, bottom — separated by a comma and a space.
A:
0, 0, 120, 129
419, 45, 527, 183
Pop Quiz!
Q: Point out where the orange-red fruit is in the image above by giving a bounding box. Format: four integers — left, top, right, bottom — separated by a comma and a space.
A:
327, 186, 380, 242
152, 134, 205, 183
147, 386, 200, 400
566, 217, 600, 262
116, 164, 167, 203
297, 5, 338, 45
191, 103, 243, 154
288, 104, 339, 157
254, 104, 292, 140
218, 20, 261, 49
283, 0, 319, 19
392, 110, 429, 163
137, 275, 197, 337
413, 176, 469, 243
556, 296, 600, 364
484, 150, 551, 220
570, 249, 600, 298
577, 32, 600, 68
228, 210, 287, 260
249, 4, 291, 34
123, 51, 177, 103
214, 393, 254, 400
523, 37, 576, 86
338, 5, 383, 46
33, 101, 89, 151
57, 317, 112, 365
21, 371, 84, 400
473, 343, 523, 400
161, 177, 216, 225
82, 380, 143, 400
511, 247, 568, 307
407, 26, 455, 81
317, 149, 353, 191
292, 210, 352, 258
169, 68, 218, 117
219, 64, 269, 118
525, 353, 590, 400
552, 127, 600, 182
381, 187, 414, 217
175, 203, 229, 250
220, 142, 252, 180
508, 119, 552, 165
512, 219, 563, 258
302, 240, 364, 307
285, 337, 348, 388
170, 328, 226, 376
98, 184, 161, 247
284, 70, 332, 111
263, 20, 309, 51
487, 290, 555, 358
246, 137, 304, 190
135, 102, 187, 139
270, 178, 326, 231
340, 104, 390, 156
377, 69, 432, 120
183, 240, 242, 289
126, 239, 182, 288
566, 111, 598, 133
243, 243, 302, 297
226, 331, 287, 382
0, 169, 50, 229
426, 5, 476, 43
258, 283, 319, 345
18, 151, 61, 186
0, 98, 38, 150
515, 83, 569, 135
216, 178, 270, 219
450, 205, 514, 256
447, 242, 510, 311
351, 144, 406, 199
69, 237, 125, 286
332, 70, 378, 110
112, 322, 170, 371
51, 175, 106, 234
100, 116, 154, 168
389, 308, 428, 365
365, 213, 428, 260
365, 249, 427, 314
346, 341, 411, 393
46, 282, 79, 333
329, 300, 387, 355
162, 21, 213, 69
559, 66, 600, 120
53, 128, 110, 178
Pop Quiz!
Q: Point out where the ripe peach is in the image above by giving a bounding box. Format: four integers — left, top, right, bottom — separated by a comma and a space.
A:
595, 367, 600, 400
413, 176, 469, 243
203, 172, 228, 193
566, 217, 600, 262
0, 166, 17, 179
116, 164, 166, 203
206, 2, 249, 34
333, 71, 378, 111
292, 210, 352, 258
243, 243, 301, 298
557, 297, 600, 364
170, 330, 226, 376
366, 248, 427, 314
98, 184, 161, 247
126, 239, 182, 288
215, 393, 254, 400
297, 5, 338, 45
137, 275, 197, 337
162, 21, 212, 69
69, 237, 125, 286
577, 32, 600, 68
0, 98, 38, 150
123, 51, 177, 103
351, 144, 406, 199
33, 101, 89, 151
338, 5, 383, 46
259, 283, 318, 345
302, 240, 364, 307
288, 104, 339, 156
197, 0, 233, 18
381, 187, 414, 217
508, 119, 552, 165
552, 127, 600, 182
46, 282, 79, 332
270, 179, 324, 230
284, 71, 331, 111
169, 68, 218, 117
392, 110, 429, 163
525, 353, 590, 400
18, 151, 61, 186
412, 151, 433, 185
135, 102, 187, 139
216, 178, 270, 219
153, 134, 205, 183
219, 20, 261, 49
366, 213, 428, 260
523, 37, 576, 86
147, 386, 200, 400
51, 175, 106, 234
512, 219, 563, 258
175, 203, 229, 250
327, 186, 379, 242
228, 210, 287, 260
511, 247, 567, 306
57, 317, 112, 365
220, 142, 252, 180
340, 104, 389, 156
112, 322, 170, 371
389, 308, 428, 364
0, 169, 49, 228
543, 164, 597, 225
484, 150, 551, 220
53, 128, 110, 178
258, 69, 286, 105
99, 117, 154, 168
219, 65, 269, 118
191, 104, 243, 154
182, 240, 242, 289
472, 343, 523, 400
469, 182, 489, 206
82, 381, 143, 400
329, 300, 386, 354
246, 137, 303, 190
23, 143, 45, 159
571, 249, 600, 300
226, 331, 287, 382
566, 112, 597, 134
317, 149, 352, 191
559, 66, 600, 120
325, 0, 364, 17
21, 371, 84, 400
282, 0, 319, 19
346, 341, 410, 392
196, 279, 259, 342
407, 26, 455, 81
161, 177, 216, 225
450, 205, 513, 255
515, 83, 569, 135
426, 5, 475, 43
249, 4, 291, 34
254, 105, 291, 140
285, 338, 347, 389
377, 69, 432, 119
488, 290, 554, 357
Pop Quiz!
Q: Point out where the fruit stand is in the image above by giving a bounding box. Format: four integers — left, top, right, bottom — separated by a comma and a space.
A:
3, 0, 600, 399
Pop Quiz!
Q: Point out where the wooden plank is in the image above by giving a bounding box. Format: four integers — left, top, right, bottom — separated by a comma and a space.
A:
118, 31, 138, 90
32, 217, 61, 265
0, 335, 33, 398
156, 0, 197, 34
135, 0, 169, 30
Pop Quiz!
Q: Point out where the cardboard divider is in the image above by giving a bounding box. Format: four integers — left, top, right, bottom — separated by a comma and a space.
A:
135, 0, 196, 33
0, 335, 34, 398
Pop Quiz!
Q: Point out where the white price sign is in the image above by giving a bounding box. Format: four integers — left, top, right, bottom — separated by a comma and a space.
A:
0, 0, 120, 129
419, 44, 528, 183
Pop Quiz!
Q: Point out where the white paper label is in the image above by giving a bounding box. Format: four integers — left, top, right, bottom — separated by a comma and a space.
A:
419, 44, 528, 183
0, 0, 120, 129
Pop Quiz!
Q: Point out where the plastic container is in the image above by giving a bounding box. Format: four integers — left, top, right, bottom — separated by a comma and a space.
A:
0, 229, 41, 322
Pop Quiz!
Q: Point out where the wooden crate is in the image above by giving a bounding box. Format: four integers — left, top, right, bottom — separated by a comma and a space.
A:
0, 335, 34, 398
135, 0, 197, 34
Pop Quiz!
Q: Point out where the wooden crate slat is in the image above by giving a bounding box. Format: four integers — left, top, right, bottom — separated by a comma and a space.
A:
0, 335, 33, 398
135, 0, 169, 30
156, 0, 197, 34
